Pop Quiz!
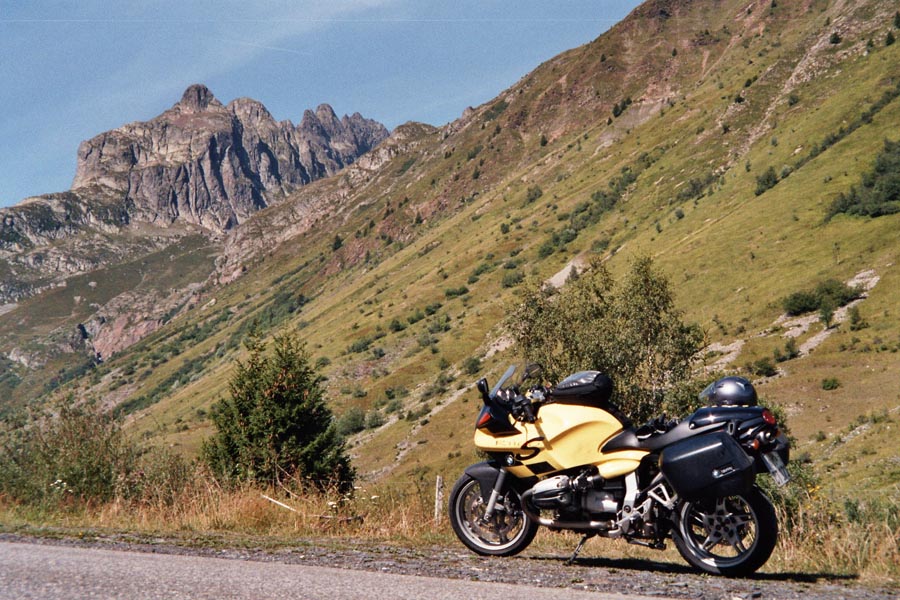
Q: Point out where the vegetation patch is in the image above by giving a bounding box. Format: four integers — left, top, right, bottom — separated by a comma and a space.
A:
781, 279, 861, 317
826, 139, 900, 220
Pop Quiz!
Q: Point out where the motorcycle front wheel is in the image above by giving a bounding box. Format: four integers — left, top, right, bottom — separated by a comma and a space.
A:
673, 486, 778, 577
448, 474, 538, 556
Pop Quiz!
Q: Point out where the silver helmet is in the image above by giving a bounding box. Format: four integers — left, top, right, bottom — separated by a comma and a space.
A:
699, 376, 758, 406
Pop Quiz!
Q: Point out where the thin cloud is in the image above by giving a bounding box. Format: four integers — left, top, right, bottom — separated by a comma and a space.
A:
214, 37, 312, 57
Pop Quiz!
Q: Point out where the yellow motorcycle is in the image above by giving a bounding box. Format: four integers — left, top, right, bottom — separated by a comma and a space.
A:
449, 365, 790, 577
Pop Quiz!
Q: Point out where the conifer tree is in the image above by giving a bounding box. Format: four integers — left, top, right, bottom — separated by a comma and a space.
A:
203, 332, 354, 492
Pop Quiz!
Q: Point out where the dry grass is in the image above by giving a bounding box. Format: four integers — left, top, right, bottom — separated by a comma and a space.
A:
0, 476, 450, 545
2, 475, 898, 585
770, 495, 900, 584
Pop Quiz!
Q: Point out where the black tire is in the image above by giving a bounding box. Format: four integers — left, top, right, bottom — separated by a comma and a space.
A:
673, 486, 778, 577
448, 474, 538, 556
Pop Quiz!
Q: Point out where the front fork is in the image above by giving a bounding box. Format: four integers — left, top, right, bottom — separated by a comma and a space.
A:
481, 467, 508, 521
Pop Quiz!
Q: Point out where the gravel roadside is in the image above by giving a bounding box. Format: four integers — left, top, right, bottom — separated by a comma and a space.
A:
0, 532, 894, 600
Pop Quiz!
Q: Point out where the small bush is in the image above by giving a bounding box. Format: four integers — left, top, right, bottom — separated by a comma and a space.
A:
774, 338, 801, 363
524, 185, 544, 204
826, 139, 900, 219
346, 337, 373, 354
462, 356, 482, 376
750, 357, 778, 377
782, 291, 819, 315
336, 406, 366, 436
782, 279, 860, 316
444, 286, 469, 298
364, 410, 385, 430
822, 377, 841, 391
848, 306, 869, 331
501, 271, 524, 288
0, 399, 138, 505
755, 166, 779, 196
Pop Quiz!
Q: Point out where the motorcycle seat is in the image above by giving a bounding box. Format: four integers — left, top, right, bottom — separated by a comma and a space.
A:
602, 420, 697, 452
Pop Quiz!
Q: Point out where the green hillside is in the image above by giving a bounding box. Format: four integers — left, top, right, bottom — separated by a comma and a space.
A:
3, 0, 900, 500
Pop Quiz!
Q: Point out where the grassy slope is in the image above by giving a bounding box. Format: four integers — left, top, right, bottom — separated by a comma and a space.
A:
8, 0, 900, 497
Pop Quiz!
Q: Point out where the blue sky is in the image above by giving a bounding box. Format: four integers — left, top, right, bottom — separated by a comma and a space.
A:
0, 1, 641, 207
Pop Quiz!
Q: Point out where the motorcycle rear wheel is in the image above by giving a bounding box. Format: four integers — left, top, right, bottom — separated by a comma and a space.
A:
449, 474, 538, 556
673, 486, 778, 577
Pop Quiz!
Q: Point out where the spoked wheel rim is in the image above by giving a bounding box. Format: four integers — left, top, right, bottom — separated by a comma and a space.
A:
680, 495, 760, 568
454, 478, 529, 552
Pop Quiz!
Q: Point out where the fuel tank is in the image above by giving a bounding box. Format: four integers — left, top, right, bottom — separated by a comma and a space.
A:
474, 402, 648, 479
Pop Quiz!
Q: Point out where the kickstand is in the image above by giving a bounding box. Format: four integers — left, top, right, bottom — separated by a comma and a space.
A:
566, 534, 594, 565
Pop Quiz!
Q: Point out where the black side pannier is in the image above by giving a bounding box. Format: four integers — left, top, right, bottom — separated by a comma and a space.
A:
659, 431, 754, 501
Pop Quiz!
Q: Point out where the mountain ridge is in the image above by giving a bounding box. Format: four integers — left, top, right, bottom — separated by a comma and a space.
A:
0, 85, 389, 305
72, 83, 389, 232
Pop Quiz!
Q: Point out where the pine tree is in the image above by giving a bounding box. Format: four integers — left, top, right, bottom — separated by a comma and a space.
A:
203, 332, 354, 492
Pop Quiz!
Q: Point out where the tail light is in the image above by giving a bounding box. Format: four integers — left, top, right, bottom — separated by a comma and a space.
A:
762, 409, 776, 426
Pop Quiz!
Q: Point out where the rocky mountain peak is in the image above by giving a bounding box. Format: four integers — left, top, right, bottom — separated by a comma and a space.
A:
315, 103, 340, 125
228, 97, 273, 124
70, 85, 390, 232
176, 84, 222, 113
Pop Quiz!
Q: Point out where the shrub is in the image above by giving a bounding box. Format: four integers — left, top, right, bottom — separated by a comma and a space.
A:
887, 31, 896, 46
755, 166, 779, 195
827, 139, 900, 220
750, 357, 778, 377
829, 32, 842, 44
336, 406, 366, 436
444, 286, 469, 298
782, 279, 860, 316
524, 185, 544, 204
346, 337, 373, 354
501, 270, 524, 288
774, 338, 800, 363
203, 333, 354, 491
848, 306, 869, 331
364, 410, 385, 430
0, 399, 138, 505
782, 291, 819, 315
822, 377, 841, 391
508, 257, 703, 422
462, 356, 482, 376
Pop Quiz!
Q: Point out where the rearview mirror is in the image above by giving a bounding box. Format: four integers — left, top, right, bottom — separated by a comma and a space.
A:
476, 378, 490, 400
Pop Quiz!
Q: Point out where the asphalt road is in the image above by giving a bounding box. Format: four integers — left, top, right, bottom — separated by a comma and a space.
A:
0, 540, 667, 600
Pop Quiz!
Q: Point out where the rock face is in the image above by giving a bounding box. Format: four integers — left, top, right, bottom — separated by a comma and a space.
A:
0, 84, 386, 305
72, 84, 389, 231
